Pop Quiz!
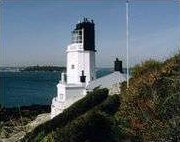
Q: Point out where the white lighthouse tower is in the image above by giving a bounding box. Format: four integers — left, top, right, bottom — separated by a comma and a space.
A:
51, 18, 127, 118
51, 18, 96, 118
66, 18, 96, 84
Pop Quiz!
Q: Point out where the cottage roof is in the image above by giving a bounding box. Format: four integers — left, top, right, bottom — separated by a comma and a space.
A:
86, 71, 126, 90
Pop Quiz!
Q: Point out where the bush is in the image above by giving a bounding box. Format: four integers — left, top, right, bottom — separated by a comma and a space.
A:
49, 94, 121, 142
60, 88, 109, 125
22, 88, 109, 141
56, 110, 117, 142
97, 94, 121, 115
131, 59, 161, 77
116, 53, 180, 141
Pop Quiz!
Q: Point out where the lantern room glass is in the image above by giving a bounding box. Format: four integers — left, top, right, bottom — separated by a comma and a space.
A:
71, 29, 83, 43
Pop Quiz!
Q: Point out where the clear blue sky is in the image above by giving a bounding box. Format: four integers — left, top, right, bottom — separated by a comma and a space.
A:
1, 0, 180, 67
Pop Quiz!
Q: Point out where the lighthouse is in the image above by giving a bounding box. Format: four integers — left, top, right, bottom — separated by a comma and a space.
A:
67, 18, 96, 84
51, 18, 96, 118
51, 18, 126, 118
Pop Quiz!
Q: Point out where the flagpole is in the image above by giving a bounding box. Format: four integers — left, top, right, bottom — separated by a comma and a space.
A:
126, 0, 129, 88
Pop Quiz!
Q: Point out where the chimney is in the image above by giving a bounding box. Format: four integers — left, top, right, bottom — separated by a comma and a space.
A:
114, 58, 123, 73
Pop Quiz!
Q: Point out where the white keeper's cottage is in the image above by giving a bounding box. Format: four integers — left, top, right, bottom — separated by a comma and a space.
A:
51, 18, 126, 118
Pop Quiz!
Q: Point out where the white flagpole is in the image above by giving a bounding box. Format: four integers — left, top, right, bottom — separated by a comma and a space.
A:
126, 0, 129, 88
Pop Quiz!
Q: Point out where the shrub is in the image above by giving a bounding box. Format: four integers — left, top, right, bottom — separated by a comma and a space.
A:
57, 110, 117, 142
131, 59, 161, 77
22, 88, 109, 141
97, 94, 121, 115
116, 53, 180, 141
51, 94, 121, 142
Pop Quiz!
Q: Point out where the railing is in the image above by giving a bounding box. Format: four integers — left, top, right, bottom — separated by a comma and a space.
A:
67, 43, 83, 51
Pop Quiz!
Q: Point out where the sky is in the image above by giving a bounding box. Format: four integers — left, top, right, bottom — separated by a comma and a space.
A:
0, 0, 180, 67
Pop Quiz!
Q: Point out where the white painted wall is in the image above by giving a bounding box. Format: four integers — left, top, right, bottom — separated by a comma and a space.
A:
57, 83, 66, 102
66, 43, 96, 85
51, 83, 86, 118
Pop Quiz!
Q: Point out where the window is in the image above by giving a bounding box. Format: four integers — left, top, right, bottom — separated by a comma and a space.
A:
59, 93, 63, 100
71, 65, 75, 69
71, 30, 82, 43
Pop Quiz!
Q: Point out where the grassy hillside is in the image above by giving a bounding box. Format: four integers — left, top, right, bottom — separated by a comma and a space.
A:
22, 88, 110, 141
117, 53, 180, 141
22, 53, 180, 142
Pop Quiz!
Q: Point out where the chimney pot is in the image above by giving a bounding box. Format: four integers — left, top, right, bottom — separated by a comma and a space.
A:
114, 58, 123, 73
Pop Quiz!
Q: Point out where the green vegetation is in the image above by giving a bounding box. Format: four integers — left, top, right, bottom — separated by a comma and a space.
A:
117, 53, 180, 141
21, 66, 66, 72
22, 88, 109, 141
54, 94, 121, 142
56, 111, 117, 142
21, 53, 180, 142
0, 105, 50, 139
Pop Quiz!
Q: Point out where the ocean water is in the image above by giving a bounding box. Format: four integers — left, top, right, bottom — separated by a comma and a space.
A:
0, 68, 113, 108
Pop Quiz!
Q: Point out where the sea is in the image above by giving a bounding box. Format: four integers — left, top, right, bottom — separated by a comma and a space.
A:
0, 67, 114, 108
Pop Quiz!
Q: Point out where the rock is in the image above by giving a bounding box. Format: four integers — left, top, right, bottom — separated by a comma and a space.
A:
1, 113, 50, 142
26, 113, 50, 132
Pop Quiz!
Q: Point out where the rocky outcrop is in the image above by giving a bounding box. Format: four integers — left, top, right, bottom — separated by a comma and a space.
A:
1, 113, 50, 142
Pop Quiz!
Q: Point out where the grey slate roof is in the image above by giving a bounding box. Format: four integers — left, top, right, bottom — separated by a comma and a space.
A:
86, 71, 126, 90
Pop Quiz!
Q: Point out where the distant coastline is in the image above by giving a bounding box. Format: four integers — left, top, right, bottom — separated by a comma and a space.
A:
0, 66, 66, 72
20, 66, 66, 72
0, 66, 130, 73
